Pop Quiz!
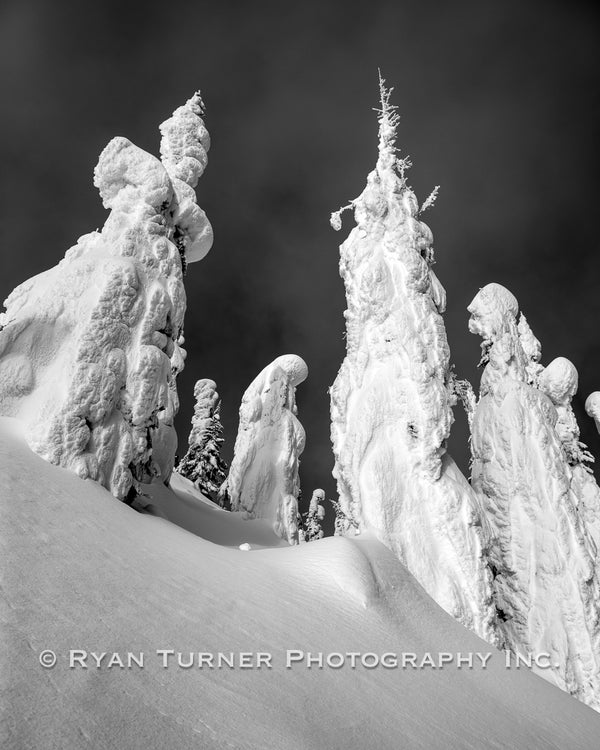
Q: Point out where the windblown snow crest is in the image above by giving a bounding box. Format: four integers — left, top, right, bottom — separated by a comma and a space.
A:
329, 76, 497, 644
0, 93, 212, 501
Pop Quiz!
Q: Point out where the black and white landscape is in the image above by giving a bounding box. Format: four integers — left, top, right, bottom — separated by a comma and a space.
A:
2, 2, 600, 748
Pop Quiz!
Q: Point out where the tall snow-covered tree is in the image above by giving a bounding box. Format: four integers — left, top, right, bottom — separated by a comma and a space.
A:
329, 75, 497, 644
223, 355, 307, 545
176, 378, 228, 504
0, 94, 212, 501
469, 283, 600, 710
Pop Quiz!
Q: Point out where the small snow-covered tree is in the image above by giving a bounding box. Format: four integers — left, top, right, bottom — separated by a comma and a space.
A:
302, 489, 326, 542
176, 379, 228, 504
468, 283, 600, 710
223, 355, 307, 545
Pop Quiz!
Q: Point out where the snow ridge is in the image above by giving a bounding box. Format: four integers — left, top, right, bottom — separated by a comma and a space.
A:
469, 283, 600, 709
223, 355, 308, 544
329, 76, 497, 643
0, 94, 212, 501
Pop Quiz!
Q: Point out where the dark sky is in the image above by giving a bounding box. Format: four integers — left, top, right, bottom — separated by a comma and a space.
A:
1, 0, 600, 513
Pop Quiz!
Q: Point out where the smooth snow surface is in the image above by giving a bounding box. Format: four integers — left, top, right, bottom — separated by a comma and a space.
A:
0, 94, 211, 501
469, 283, 600, 709
2, 418, 600, 749
224, 355, 308, 544
329, 79, 496, 643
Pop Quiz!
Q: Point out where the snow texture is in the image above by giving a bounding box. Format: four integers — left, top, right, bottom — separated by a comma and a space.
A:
329, 76, 497, 644
0, 94, 212, 501
223, 355, 308, 544
469, 283, 600, 709
175, 378, 227, 504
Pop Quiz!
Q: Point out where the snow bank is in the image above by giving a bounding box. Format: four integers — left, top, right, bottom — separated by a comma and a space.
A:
0, 94, 212, 501
2, 417, 599, 750
469, 283, 600, 709
224, 355, 308, 544
329, 77, 496, 643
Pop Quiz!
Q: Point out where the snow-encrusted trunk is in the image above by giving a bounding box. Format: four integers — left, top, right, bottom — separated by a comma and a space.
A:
469, 283, 600, 710
224, 355, 307, 545
176, 378, 228, 504
0, 93, 212, 501
329, 77, 497, 643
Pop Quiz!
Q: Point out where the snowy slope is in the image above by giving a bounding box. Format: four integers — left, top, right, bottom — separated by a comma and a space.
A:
2, 417, 599, 750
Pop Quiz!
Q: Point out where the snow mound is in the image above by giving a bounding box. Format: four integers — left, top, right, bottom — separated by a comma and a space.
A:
1, 417, 599, 749
0, 94, 212, 501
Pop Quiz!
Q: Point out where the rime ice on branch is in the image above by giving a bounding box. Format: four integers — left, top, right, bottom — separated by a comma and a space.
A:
0, 93, 212, 501
176, 378, 228, 504
224, 355, 307, 545
469, 283, 600, 710
329, 75, 496, 643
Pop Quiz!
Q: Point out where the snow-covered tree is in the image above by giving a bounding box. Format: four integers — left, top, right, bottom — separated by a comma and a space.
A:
538, 361, 600, 556
329, 75, 497, 643
0, 94, 212, 501
302, 489, 326, 542
586, 392, 600, 435
176, 378, 228, 504
223, 355, 307, 545
517, 312, 543, 386
469, 283, 600, 709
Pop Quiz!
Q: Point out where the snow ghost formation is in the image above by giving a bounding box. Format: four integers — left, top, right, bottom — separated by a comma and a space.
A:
224, 355, 307, 544
469, 283, 600, 709
0, 93, 212, 501
539, 361, 600, 556
329, 76, 496, 643
176, 378, 228, 504
586, 392, 600, 436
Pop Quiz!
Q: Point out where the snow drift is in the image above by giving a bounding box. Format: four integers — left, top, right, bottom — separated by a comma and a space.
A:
1, 417, 599, 750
